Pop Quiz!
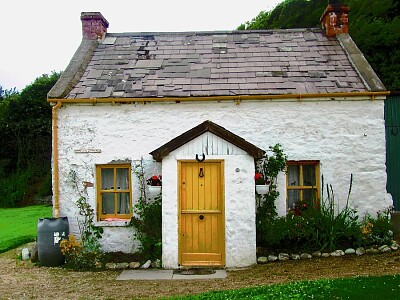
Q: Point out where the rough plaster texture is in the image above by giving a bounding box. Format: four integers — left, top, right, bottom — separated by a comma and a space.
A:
54, 98, 392, 266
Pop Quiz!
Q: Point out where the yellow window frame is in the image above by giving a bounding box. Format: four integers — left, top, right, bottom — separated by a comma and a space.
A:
286, 160, 320, 211
96, 164, 132, 221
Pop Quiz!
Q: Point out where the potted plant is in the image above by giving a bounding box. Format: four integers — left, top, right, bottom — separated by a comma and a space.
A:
255, 144, 287, 196
147, 175, 162, 197
254, 172, 269, 195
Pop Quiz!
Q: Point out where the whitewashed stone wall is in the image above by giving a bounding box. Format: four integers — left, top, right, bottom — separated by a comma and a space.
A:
54, 98, 392, 266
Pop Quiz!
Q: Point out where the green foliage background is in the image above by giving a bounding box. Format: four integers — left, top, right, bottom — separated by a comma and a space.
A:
0, 72, 60, 207
238, 0, 400, 91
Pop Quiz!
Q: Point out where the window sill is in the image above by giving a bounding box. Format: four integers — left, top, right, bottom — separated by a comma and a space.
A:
96, 219, 131, 227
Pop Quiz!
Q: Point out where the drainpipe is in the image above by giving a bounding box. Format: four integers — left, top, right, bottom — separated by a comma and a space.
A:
52, 101, 62, 218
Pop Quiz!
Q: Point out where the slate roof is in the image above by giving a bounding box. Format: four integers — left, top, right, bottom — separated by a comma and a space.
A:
49, 29, 386, 100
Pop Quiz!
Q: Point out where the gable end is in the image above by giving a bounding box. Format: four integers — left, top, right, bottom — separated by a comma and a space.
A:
150, 120, 264, 161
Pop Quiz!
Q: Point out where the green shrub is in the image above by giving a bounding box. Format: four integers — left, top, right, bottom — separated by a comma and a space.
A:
60, 234, 104, 271
361, 208, 392, 246
131, 159, 162, 261
255, 144, 287, 247
297, 178, 361, 251
257, 174, 393, 253
131, 194, 162, 260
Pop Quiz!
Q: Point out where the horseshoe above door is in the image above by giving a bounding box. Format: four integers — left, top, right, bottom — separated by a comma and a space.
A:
196, 153, 206, 162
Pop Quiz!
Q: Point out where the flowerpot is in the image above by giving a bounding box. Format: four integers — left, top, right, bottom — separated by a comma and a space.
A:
148, 186, 162, 197
255, 185, 269, 195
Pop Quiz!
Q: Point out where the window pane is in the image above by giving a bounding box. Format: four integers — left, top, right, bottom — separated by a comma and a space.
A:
117, 192, 130, 214
287, 165, 300, 186
101, 169, 114, 190
303, 189, 319, 204
102, 193, 114, 214
303, 165, 316, 186
116, 168, 129, 189
288, 189, 300, 210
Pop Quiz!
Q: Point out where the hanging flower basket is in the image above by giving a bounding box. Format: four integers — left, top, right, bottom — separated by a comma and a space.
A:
255, 184, 269, 195
147, 175, 162, 197
148, 186, 162, 197
254, 172, 269, 195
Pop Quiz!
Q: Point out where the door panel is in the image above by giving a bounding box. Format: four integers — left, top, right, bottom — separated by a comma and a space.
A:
385, 96, 400, 210
179, 161, 225, 266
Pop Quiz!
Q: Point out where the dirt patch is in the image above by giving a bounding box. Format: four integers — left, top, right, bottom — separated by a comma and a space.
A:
1, 248, 400, 299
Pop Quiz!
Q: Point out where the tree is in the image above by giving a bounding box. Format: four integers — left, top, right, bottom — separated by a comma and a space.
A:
0, 72, 60, 206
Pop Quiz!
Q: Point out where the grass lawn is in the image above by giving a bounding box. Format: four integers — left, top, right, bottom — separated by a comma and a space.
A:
0, 205, 52, 253
171, 274, 400, 299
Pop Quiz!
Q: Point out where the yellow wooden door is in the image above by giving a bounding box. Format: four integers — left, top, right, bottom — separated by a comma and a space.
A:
179, 161, 225, 266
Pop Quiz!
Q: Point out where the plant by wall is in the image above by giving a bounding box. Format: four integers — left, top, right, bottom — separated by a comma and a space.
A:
258, 174, 394, 253
130, 159, 162, 261
256, 144, 287, 247
60, 170, 104, 270
361, 207, 393, 247
297, 175, 361, 251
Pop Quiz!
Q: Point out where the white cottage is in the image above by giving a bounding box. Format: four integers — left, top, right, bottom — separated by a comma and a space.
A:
48, 2, 392, 268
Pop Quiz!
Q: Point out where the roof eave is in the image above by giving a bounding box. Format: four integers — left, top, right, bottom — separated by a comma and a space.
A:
47, 91, 390, 104
48, 38, 99, 99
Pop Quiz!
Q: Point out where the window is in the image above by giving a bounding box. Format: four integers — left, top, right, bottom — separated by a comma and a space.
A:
286, 161, 320, 211
96, 164, 132, 220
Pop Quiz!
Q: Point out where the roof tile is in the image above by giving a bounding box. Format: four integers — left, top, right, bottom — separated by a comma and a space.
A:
60, 29, 375, 99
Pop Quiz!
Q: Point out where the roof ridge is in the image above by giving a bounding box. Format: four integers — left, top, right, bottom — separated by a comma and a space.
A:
106, 28, 323, 37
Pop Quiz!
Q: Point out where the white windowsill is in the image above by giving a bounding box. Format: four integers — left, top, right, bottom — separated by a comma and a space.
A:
95, 219, 131, 227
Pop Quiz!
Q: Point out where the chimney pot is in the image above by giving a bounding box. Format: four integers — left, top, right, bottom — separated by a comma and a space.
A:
320, 2, 349, 37
80, 12, 109, 40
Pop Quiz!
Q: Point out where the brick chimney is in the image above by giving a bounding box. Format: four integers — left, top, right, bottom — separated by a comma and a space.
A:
320, 1, 349, 37
80, 12, 109, 40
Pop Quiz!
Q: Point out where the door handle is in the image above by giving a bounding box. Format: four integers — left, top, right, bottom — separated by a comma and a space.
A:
199, 215, 204, 220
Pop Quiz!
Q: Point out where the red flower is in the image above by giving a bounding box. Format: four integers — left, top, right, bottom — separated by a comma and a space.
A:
147, 175, 162, 186
255, 172, 268, 185
254, 173, 262, 180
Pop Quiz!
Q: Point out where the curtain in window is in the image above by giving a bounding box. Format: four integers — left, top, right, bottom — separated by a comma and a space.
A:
116, 168, 129, 214
101, 169, 114, 214
287, 165, 300, 209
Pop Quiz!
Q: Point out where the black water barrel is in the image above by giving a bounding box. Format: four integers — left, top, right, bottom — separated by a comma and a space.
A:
37, 217, 69, 267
